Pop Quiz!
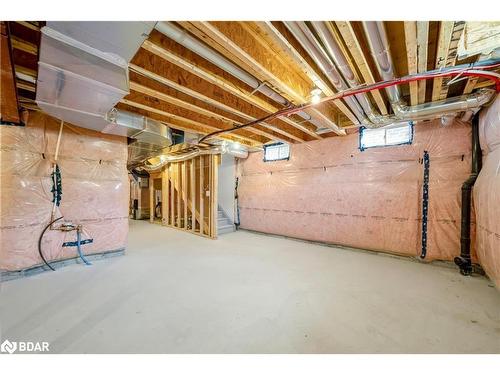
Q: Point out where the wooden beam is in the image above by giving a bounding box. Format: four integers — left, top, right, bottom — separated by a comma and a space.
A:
10, 35, 37, 55
199, 156, 205, 235
432, 21, 466, 101
182, 162, 188, 229
416, 21, 429, 104
126, 90, 268, 144
15, 21, 40, 32
140, 38, 317, 141
128, 62, 299, 144
176, 163, 181, 227
190, 158, 196, 233
169, 165, 174, 226
1, 22, 20, 123
181, 21, 348, 134
162, 168, 169, 226
120, 99, 263, 148
14, 65, 36, 78
129, 80, 285, 144
335, 21, 388, 115
404, 22, 418, 106
149, 177, 154, 223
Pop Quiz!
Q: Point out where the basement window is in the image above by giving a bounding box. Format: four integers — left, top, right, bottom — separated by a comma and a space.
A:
359, 122, 414, 151
263, 142, 290, 162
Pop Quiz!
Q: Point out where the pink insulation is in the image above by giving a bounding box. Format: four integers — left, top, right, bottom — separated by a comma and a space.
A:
474, 96, 500, 288
0, 111, 129, 271
237, 119, 474, 261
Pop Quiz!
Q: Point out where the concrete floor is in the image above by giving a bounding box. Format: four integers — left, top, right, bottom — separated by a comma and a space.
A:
1, 220, 499, 354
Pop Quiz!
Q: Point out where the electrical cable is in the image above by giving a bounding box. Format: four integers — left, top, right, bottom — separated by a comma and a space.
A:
198, 61, 500, 143
38, 216, 64, 271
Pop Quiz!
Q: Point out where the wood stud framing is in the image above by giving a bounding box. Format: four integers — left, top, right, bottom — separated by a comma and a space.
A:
150, 155, 219, 238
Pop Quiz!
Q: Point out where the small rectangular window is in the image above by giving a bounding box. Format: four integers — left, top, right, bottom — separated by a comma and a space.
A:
264, 142, 290, 162
359, 122, 413, 151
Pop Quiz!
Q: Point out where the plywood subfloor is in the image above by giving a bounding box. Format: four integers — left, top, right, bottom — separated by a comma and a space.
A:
1, 220, 499, 353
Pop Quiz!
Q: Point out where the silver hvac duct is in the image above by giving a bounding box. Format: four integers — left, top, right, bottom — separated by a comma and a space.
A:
142, 147, 223, 172
154, 22, 320, 127
284, 21, 365, 125
361, 21, 498, 124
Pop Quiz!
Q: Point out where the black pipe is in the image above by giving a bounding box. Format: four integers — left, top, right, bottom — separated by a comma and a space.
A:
38, 216, 64, 271
454, 115, 482, 276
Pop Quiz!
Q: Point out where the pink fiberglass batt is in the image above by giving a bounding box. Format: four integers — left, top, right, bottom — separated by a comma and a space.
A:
0, 111, 129, 271
237, 119, 472, 262
475, 96, 500, 288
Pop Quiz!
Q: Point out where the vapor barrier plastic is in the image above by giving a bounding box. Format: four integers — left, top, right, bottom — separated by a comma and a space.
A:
0, 111, 129, 271
237, 119, 473, 262
475, 96, 500, 288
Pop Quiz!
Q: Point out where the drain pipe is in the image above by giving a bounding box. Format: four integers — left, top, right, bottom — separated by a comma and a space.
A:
154, 22, 319, 127
454, 115, 482, 275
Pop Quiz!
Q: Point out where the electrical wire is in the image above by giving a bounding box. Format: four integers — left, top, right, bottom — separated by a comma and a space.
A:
38, 216, 64, 271
198, 61, 500, 143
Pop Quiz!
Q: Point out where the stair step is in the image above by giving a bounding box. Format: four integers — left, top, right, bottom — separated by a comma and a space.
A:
218, 223, 235, 235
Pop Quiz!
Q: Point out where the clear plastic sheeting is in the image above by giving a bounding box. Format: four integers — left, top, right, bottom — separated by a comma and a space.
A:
475, 96, 500, 288
236, 119, 473, 261
0, 111, 129, 271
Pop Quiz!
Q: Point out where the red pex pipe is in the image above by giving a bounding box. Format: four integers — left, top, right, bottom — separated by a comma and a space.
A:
199, 64, 500, 143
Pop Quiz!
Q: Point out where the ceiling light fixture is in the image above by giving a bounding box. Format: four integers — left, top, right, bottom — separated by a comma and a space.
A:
310, 88, 322, 105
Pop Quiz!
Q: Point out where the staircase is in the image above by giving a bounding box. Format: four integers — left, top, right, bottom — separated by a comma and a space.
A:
217, 206, 235, 235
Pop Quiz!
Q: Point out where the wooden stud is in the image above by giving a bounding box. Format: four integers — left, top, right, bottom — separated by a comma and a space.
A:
190, 158, 196, 233
416, 21, 429, 104
161, 167, 169, 226
199, 156, 205, 235
176, 163, 182, 227
169, 164, 174, 226
1, 23, 20, 123
182, 162, 188, 229
149, 177, 154, 223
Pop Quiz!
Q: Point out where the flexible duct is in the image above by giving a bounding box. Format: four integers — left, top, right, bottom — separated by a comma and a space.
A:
154, 22, 319, 127
143, 147, 222, 172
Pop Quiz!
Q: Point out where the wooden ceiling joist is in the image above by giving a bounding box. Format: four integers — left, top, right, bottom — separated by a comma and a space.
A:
129, 51, 309, 143
129, 81, 290, 144
431, 21, 466, 101
10, 35, 38, 55
404, 21, 418, 106
119, 99, 263, 148
416, 21, 429, 104
177, 21, 343, 136
335, 21, 388, 116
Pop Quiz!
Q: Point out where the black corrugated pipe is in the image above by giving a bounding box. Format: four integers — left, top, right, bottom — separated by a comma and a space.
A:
454, 115, 482, 276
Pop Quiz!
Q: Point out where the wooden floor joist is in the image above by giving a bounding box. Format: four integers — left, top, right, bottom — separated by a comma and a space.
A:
404, 21, 418, 106
432, 21, 466, 101
416, 21, 429, 104
119, 99, 263, 148
143, 33, 323, 140
335, 21, 388, 116
139, 40, 307, 142
177, 21, 342, 137
128, 61, 301, 143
